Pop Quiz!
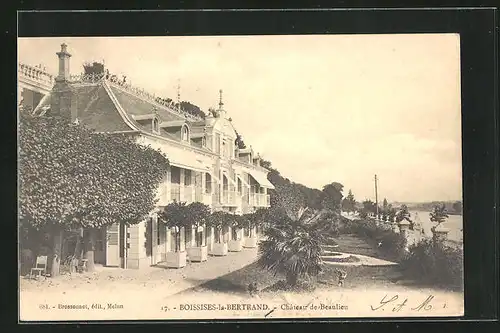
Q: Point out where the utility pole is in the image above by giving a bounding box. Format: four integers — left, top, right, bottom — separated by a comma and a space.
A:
374, 174, 379, 218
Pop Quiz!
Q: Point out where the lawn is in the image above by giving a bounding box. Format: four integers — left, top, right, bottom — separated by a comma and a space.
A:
179, 233, 411, 297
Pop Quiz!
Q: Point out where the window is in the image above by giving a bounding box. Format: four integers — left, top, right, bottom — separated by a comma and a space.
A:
222, 140, 226, 157
153, 118, 159, 133
237, 178, 242, 194
181, 125, 189, 141
205, 173, 212, 194
202, 136, 206, 147
184, 170, 192, 186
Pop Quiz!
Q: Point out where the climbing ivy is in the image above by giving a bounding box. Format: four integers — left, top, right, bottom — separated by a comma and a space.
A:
19, 112, 169, 231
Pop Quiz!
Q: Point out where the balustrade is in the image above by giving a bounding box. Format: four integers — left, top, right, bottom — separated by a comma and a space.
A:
249, 193, 271, 207
18, 63, 54, 88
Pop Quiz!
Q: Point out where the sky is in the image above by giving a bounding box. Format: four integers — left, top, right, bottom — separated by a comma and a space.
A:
18, 35, 462, 202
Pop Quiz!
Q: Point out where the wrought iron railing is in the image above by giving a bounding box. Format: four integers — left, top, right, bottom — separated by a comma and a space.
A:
105, 75, 203, 122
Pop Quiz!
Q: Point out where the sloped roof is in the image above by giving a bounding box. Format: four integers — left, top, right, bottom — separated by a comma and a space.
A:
159, 120, 186, 128
72, 84, 132, 132
110, 85, 185, 124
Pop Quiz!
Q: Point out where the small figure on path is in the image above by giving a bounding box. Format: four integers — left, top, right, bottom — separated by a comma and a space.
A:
248, 282, 258, 296
377, 241, 383, 248
336, 269, 347, 287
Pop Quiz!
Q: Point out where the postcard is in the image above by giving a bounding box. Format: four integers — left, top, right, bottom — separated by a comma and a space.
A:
18, 34, 463, 321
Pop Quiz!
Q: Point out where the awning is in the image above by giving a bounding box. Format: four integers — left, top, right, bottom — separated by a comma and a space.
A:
167, 149, 210, 173
222, 171, 237, 187
244, 168, 275, 189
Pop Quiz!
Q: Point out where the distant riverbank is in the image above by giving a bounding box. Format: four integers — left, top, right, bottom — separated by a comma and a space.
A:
410, 210, 463, 243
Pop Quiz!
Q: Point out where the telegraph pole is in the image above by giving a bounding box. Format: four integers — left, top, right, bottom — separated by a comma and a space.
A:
374, 174, 379, 218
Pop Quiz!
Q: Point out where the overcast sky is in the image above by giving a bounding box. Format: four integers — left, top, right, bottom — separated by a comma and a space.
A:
18, 35, 462, 202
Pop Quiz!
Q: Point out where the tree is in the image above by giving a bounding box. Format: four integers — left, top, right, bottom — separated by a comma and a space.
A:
321, 182, 344, 211
180, 101, 206, 119
257, 207, 327, 287
342, 190, 356, 213
452, 201, 462, 214
272, 182, 307, 221
388, 205, 397, 222
159, 202, 188, 252
184, 202, 211, 247
381, 198, 389, 220
207, 211, 232, 243
83, 61, 105, 75
235, 131, 247, 149
362, 200, 377, 216
396, 204, 413, 228
19, 112, 169, 275
430, 203, 449, 231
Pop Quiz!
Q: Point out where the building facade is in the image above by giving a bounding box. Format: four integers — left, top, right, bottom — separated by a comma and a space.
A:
19, 43, 274, 269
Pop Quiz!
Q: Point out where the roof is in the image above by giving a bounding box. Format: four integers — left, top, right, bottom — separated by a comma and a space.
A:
131, 114, 156, 121
159, 120, 186, 128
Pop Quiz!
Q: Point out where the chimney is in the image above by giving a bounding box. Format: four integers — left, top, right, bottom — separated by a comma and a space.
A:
52, 43, 77, 122
56, 43, 71, 82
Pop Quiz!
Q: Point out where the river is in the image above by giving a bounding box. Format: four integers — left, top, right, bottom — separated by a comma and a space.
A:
409, 210, 463, 243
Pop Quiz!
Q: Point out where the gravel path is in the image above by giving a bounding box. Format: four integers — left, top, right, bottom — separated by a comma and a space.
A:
20, 248, 259, 321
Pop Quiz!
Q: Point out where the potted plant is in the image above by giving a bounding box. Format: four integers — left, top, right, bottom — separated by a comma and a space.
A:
159, 202, 187, 268
228, 213, 244, 252
184, 202, 210, 262
241, 213, 259, 248
207, 211, 229, 256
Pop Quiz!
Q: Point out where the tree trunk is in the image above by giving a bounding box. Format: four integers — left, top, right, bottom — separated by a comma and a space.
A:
84, 229, 96, 272
73, 227, 84, 258
286, 273, 298, 287
70, 227, 84, 273
50, 229, 63, 277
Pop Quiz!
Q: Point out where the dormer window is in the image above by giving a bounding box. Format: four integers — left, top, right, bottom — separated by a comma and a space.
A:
152, 117, 160, 134
181, 125, 189, 141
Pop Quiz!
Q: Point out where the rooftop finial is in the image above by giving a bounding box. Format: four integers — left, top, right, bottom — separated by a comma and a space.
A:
219, 89, 224, 109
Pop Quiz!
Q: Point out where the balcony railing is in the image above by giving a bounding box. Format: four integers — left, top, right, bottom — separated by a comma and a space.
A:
183, 186, 193, 203
195, 190, 204, 203
220, 190, 238, 206
105, 75, 203, 122
18, 63, 55, 90
249, 193, 271, 207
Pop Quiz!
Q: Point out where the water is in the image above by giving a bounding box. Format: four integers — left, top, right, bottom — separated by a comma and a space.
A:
410, 210, 463, 243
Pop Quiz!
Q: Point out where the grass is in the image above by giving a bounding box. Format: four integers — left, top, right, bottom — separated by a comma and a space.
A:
180, 234, 412, 295
322, 255, 360, 263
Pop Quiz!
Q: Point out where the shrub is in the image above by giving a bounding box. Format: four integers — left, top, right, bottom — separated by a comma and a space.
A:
400, 239, 463, 290
338, 218, 405, 261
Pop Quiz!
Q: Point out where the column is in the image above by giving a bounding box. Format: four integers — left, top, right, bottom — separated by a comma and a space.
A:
179, 168, 185, 201
165, 167, 171, 203
18, 87, 23, 106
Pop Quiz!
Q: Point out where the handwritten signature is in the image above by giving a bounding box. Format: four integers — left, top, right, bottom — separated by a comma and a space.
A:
370, 294, 446, 312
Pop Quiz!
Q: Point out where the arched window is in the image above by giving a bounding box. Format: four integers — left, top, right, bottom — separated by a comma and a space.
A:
152, 118, 159, 133
181, 125, 189, 141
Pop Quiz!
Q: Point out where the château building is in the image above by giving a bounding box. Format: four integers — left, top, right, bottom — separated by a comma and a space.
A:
18, 43, 274, 269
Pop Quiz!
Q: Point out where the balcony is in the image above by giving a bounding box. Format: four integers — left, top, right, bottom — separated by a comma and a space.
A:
171, 184, 181, 202
18, 62, 55, 93
220, 190, 238, 206
249, 193, 271, 207
183, 186, 193, 203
